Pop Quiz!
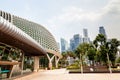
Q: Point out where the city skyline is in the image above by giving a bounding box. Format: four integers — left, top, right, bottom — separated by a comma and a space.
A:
0, 0, 120, 43
61, 28, 90, 52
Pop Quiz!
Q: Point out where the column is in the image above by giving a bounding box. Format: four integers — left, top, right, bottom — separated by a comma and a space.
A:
55, 56, 60, 68
21, 53, 24, 75
33, 56, 39, 72
46, 54, 55, 70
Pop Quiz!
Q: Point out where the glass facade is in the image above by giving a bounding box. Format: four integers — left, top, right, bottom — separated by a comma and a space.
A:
60, 38, 68, 52
99, 26, 107, 38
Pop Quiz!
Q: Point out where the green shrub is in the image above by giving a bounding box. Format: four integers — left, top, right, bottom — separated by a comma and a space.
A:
52, 67, 55, 70
116, 57, 120, 63
67, 62, 80, 70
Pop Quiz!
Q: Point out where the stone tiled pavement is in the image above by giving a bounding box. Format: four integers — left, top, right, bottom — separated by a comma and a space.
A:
14, 68, 120, 80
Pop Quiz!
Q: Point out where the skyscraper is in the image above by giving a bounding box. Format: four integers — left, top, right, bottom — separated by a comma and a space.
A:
60, 38, 68, 52
83, 28, 88, 37
74, 34, 82, 48
70, 38, 75, 51
83, 28, 90, 43
70, 34, 82, 51
99, 26, 107, 37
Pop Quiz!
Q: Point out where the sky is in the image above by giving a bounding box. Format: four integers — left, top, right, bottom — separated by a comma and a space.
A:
0, 0, 120, 43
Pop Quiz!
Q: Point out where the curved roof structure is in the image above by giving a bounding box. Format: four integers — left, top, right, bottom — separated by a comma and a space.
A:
0, 17, 46, 56
0, 11, 62, 58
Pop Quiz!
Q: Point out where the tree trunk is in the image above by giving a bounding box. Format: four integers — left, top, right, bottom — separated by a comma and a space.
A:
80, 53, 83, 73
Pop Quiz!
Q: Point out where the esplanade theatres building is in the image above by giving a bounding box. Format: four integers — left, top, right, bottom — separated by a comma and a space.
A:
0, 10, 62, 78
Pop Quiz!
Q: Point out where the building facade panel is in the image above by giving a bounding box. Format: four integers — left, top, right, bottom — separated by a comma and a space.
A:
0, 10, 60, 57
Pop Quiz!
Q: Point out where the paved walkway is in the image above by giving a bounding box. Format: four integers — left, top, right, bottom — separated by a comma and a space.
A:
14, 68, 120, 80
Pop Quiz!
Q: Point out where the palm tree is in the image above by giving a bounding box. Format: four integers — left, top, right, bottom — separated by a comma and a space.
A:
87, 45, 96, 66
95, 34, 106, 46
60, 51, 76, 67
107, 39, 120, 67
93, 34, 107, 65
66, 51, 76, 58
75, 43, 89, 73
94, 34, 120, 73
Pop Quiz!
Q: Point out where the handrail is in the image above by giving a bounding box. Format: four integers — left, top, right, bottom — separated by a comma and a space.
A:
0, 61, 20, 65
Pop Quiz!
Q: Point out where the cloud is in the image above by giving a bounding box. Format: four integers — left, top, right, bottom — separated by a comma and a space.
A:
47, 6, 101, 41
98, 0, 120, 39
48, 6, 101, 24
47, 0, 120, 42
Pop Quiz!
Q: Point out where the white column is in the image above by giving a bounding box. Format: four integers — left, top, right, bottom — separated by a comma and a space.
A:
21, 53, 24, 75
55, 56, 60, 68
46, 54, 55, 70
33, 56, 39, 72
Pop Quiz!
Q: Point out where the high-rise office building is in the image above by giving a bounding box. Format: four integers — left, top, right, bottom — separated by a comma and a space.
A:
83, 28, 90, 43
60, 38, 68, 52
70, 39, 75, 51
99, 26, 107, 37
70, 34, 82, 51
83, 28, 88, 37
74, 34, 82, 48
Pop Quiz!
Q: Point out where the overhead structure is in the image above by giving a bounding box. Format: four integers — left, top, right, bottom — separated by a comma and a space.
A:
0, 10, 62, 72
0, 17, 46, 56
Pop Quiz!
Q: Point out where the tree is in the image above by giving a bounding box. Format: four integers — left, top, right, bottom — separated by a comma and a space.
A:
60, 51, 76, 67
116, 57, 120, 63
107, 39, 120, 66
87, 45, 96, 66
95, 34, 106, 46
93, 34, 112, 73
60, 52, 68, 67
75, 43, 90, 73
93, 34, 107, 65
66, 51, 76, 58
93, 34, 120, 73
